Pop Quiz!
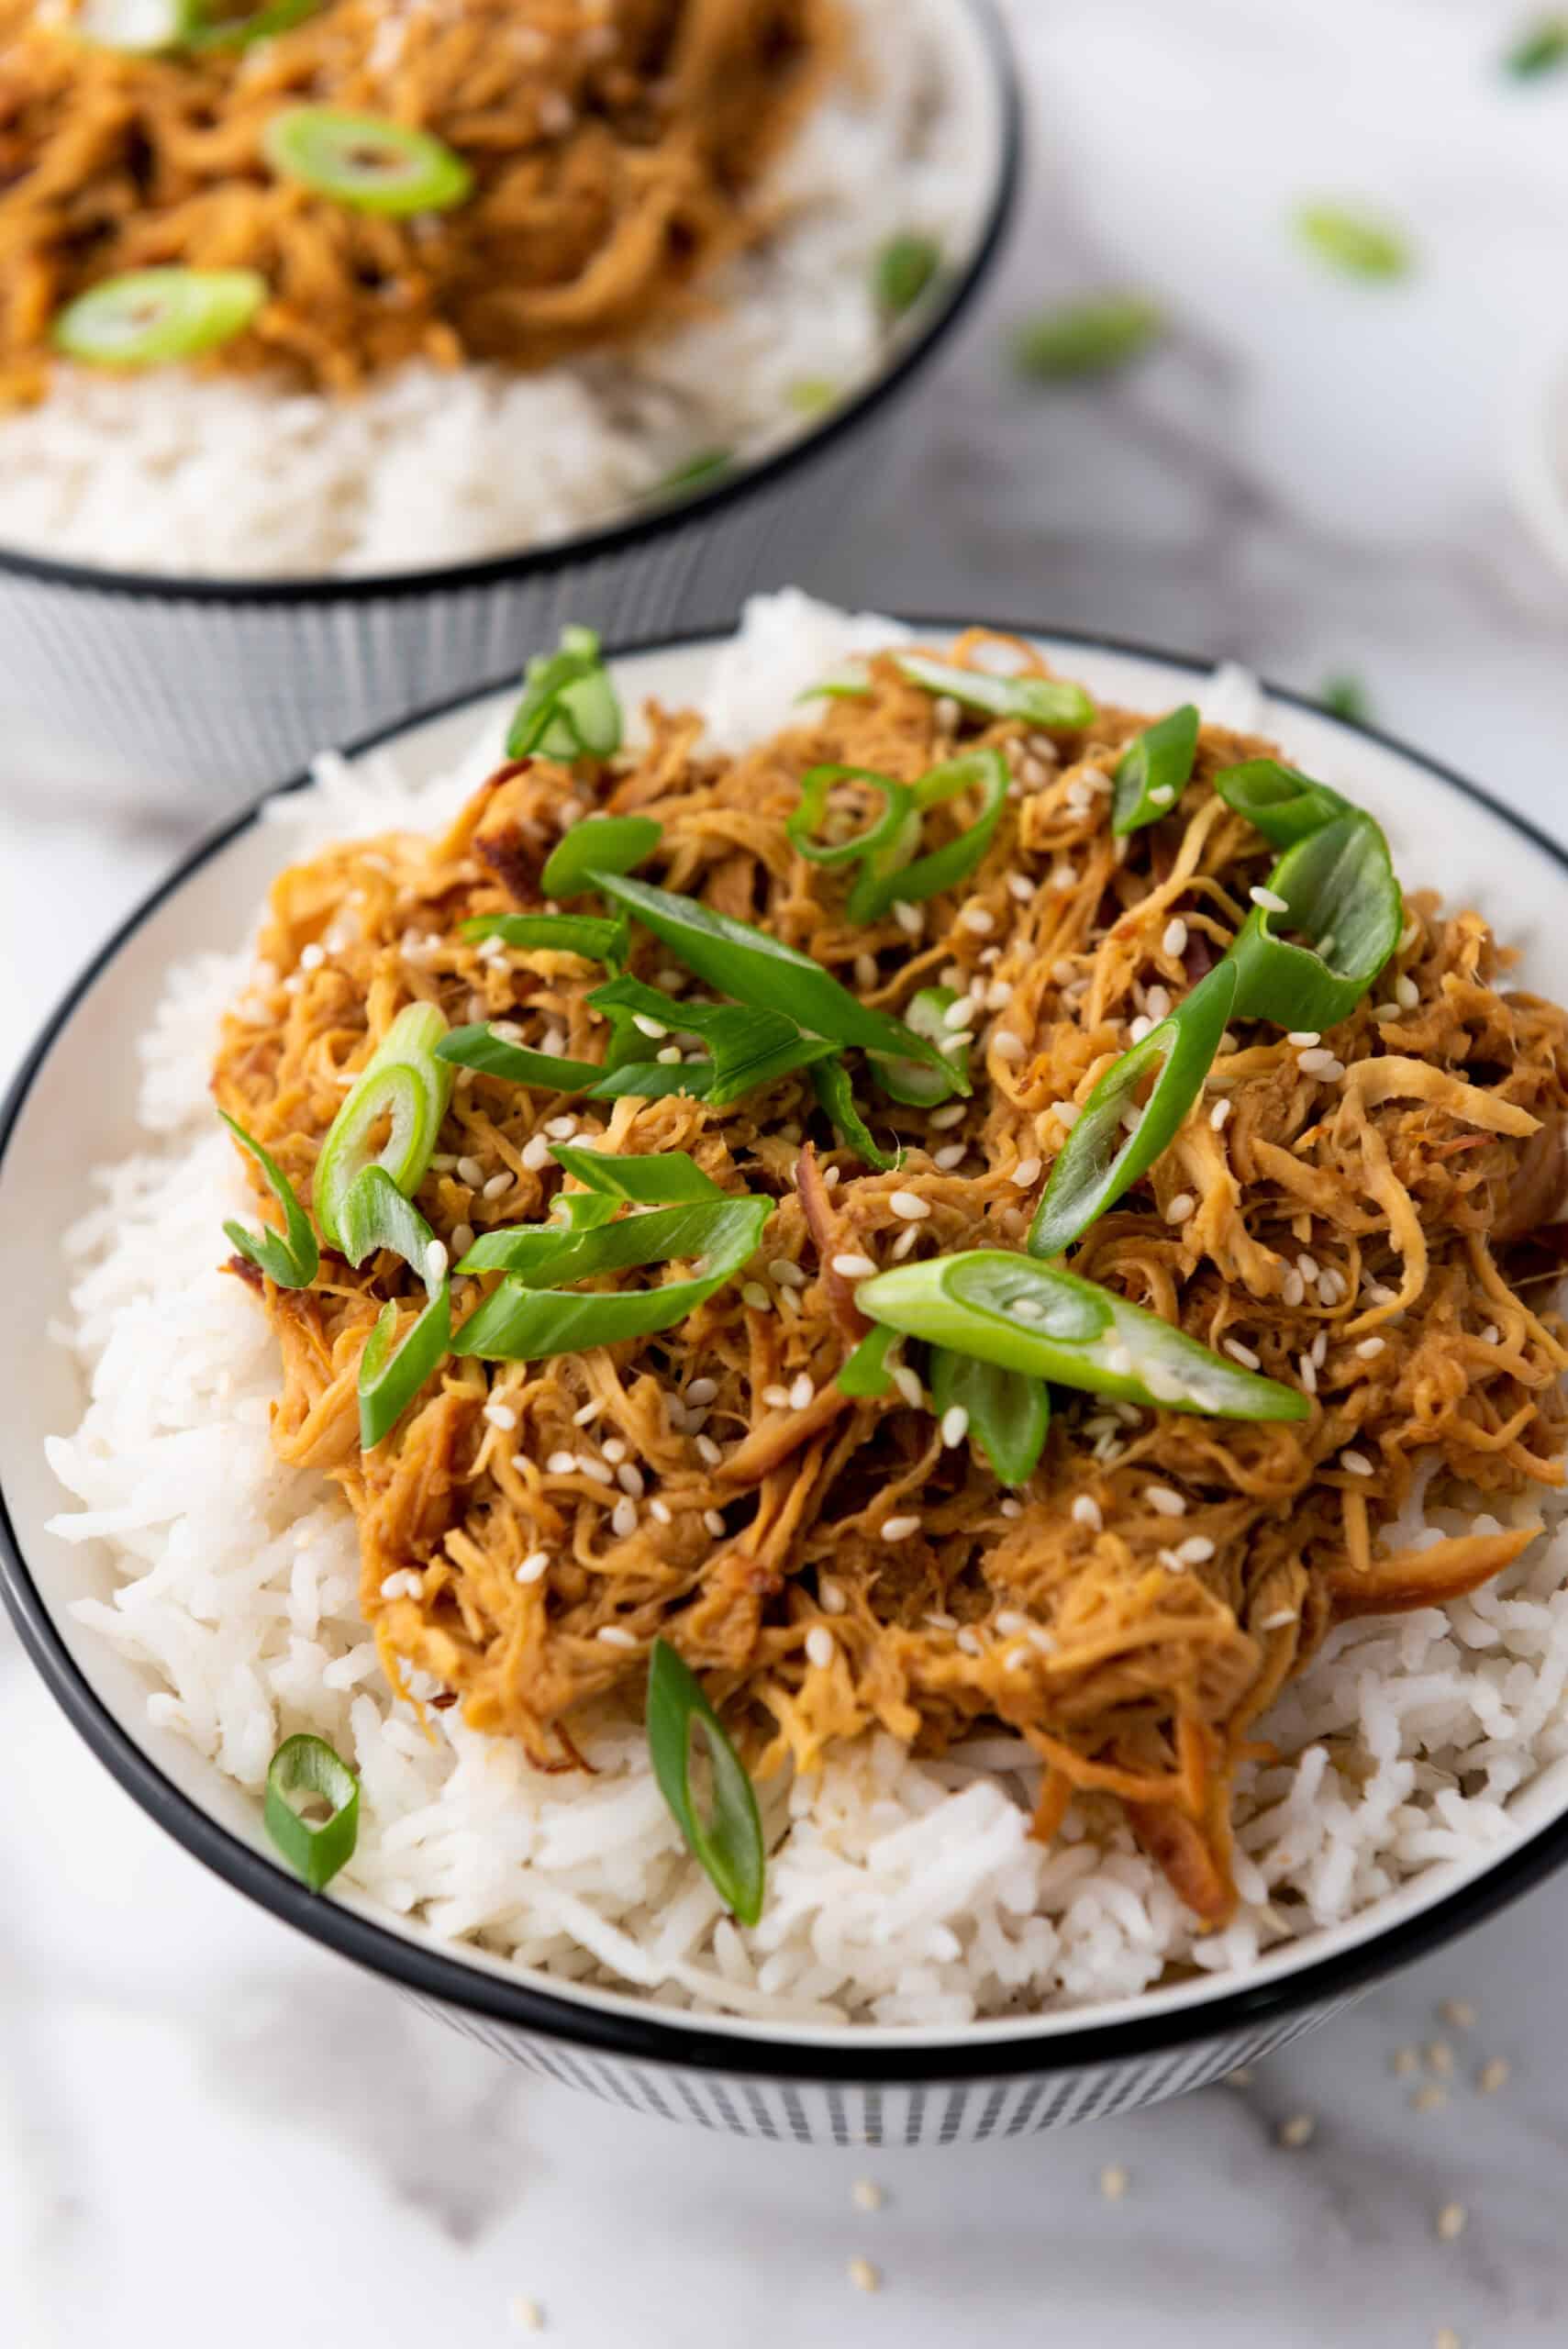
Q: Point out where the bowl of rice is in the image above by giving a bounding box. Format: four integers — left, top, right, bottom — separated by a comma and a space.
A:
0, 0, 1017, 800
6, 589, 1568, 2144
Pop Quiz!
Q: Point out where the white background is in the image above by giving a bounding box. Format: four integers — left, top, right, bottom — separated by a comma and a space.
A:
5, 2, 1568, 2341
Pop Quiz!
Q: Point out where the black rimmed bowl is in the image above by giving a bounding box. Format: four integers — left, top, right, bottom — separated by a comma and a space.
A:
4, 622, 1568, 2144
0, 0, 1018, 808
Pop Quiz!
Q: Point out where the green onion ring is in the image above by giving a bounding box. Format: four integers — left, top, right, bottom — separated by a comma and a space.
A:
263, 106, 473, 217
53, 267, 267, 368
263, 1733, 361, 1892
313, 1002, 453, 1251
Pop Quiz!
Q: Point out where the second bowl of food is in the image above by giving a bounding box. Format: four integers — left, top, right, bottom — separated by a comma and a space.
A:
0, 0, 1017, 797
4, 590, 1567, 2140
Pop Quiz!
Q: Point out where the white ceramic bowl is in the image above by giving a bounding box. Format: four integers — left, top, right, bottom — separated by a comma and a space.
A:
4, 623, 1568, 2144
0, 0, 1019, 807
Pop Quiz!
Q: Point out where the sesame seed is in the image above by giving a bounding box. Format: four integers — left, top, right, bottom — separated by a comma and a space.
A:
578, 1457, 614, 1486
1396, 974, 1420, 1009
1072, 1495, 1103, 1532
544, 1116, 577, 1141
1277, 2112, 1316, 2149
740, 1282, 772, 1311
1257, 1609, 1296, 1631
847, 2258, 881, 2295
933, 1143, 967, 1171
703, 1507, 726, 1537
992, 1031, 1027, 1064
1251, 885, 1289, 914
610, 1498, 639, 1538
1355, 1336, 1385, 1360
1296, 1252, 1320, 1282
1164, 1193, 1195, 1225
1296, 1047, 1336, 1076
789, 1374, 815, 1411
1000, 1498, 1022, 1519
852, 2178, 884, 2213
631, 1012, 668, 1039
517, 1551, 550, 1584
940, 1405, 970, 1447
941, 997, 975, 1032
1411, 2084, 1448, 2113
1222, 1338, 1262, 1370
1311, 1330, 1329, 1366
1481, 1323, 1500, 1345
924, 1609, 958, 1630
457, 1155, 484, 1187
882, 1514, 920, 1542
1055, 1100, 1082, 1129
1286, 1030, 1321, 1047
509, 2296, 544, 2332
1162, 918, 1188, 958
1440, 1998, 1476, 2030
892, 900, 923, 938
695, 1434, 723, 1466
806, 1626, 837, 1668
1339, 1450, 1374, 1476
1281, 1269, 1306, 1308
762, 1385, 792, 1410
1177, 1535, 1217, 1564
892, 1365, 924, 1408
1298, 1354, 1318, 1394
1148, 785, 1175, 807
685, 1378, 718, 1406
484, 1402, 518, 1432
380, 1570, 420, 1599
573, 1399, 605, 1427
480, 1171, 511, 1202
451, 1222, 475, 1257
546, 1450, 577, 1475
955, 1628, 983, 1656
1433, 2332, 1462, 2349
1145, 985, 1172, 1020
298, 941, 325, 971
1426, 2041, 1454, 2076
1435, 2202, 1467, 2242
597, 1625, 637, 1650
1008, 874, 1036, 903
1010, 1297, 1044, 1321
1147, 1486, 1187, 1517
601, 1437, 627, 1464
889, 1190, 930, 1220
1099, 2164, 1129, 2201
961, 906, 995, 935
424, 1240, 449, 1282
1477, 2057, 1510, 2094
649, 1497, 673, 1526
1011, 1157, 1042, 1187
820, 1578, 847, 1615
521, 1136, 551, 1171
769, 1258, 807, 1288
656, 1046, 683, 1064
929, 1100, 969, 1128
833, 1252, 878, 1277
1128, 1016, 1155, 1045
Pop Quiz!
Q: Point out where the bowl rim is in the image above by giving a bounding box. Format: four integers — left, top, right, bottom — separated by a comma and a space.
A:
0, 0, 1021, 610
6, 618, 1568, 2082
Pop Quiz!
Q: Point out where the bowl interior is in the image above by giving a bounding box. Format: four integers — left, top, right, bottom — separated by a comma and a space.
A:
5, 627, 1568, 2059
0, 0, 1016, 601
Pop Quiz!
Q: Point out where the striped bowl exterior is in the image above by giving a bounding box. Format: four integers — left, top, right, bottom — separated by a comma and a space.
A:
404, 1989, 1353, 2143
0, 431, 866, 804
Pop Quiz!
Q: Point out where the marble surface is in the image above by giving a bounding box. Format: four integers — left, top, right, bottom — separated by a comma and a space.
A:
6, 1, 1568, 2341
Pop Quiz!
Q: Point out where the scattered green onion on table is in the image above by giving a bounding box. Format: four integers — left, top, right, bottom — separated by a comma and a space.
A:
1012, 292, 1165, 382
873, 231, 942, 320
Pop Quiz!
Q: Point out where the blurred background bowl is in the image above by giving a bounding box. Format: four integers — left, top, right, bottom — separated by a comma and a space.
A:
0, 0, 1019, 811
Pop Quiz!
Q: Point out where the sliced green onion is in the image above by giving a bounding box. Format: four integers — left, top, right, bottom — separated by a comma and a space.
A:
837, 1323, 900, 1397
649, 449, 734, 501
785, 763, 919, 926
1505, 15, 1568, 75
1028, 961, 1238, 1259
459, 910, 628, 966
451, 1197, 770, 1362
862, 748, 1008, 919
358, 1280, 451, 1448
1012, 293, 1164, 381
187, 0, 317, 48
929, 1346, 1051, 1486
875, 232, 942, 319
53, 267, 266, 368
895, 652, 1095, 732
786, 376, 838, 415
436, 1025, 603, 1093
314, 1002, 453, 1251
540, 814, 661, 901
1213, 758, 1351, 849
264, 1733, 360, 1892
586, 1060, 715, 1101
339, 1164, 440, 1292
646, 1640, 764, 1925
219, 1111, 319, 1288
858, 1251, 1309, 1423
1318, 674, 1371, 726
587, 974, 838, 1108
873, 986, 972, 1108
263, 106, 473, 217
1296, 202, 1413, 281
549, 1142, 722, 1204
810, 1058, 902, 1173
591, 872, 964, 1091
507, 624, 622, 763
1112, 704, 1200, 836
796, 674, 873, 705
1227, 811, 1401, 1029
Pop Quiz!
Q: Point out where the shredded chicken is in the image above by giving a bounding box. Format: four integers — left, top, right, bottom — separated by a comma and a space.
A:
0, 0, 834, 404
213, 631, 1568, 1923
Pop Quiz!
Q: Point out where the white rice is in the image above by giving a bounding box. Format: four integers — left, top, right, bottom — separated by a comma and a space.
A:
42, 591, 1568, 2027
0, 0, 982, 580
